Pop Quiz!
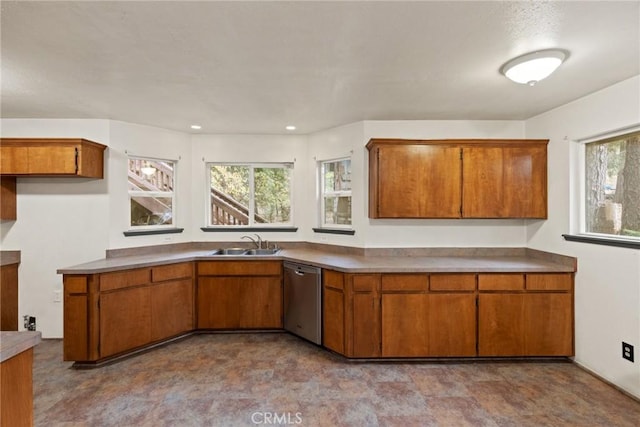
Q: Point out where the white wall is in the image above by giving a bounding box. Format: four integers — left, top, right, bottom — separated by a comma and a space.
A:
525, 75, 640, 398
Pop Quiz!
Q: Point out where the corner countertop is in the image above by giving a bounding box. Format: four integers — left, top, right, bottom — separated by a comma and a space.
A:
57, 247, 576, 275
0, 331, 42, 363
0, 250, 21, 267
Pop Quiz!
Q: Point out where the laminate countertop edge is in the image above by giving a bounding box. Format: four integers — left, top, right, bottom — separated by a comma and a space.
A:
0, 331, 42, 363
0, 250, 21, 267
57, 248, 576, 275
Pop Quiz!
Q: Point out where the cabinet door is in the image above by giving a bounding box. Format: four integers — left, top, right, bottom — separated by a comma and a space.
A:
238, 277, 282, 329
0, 264, 19, 330
100, 287, 151, 358
427, 294, 476, 356
523, 293, 573, 356
151, 279, 194, 342
349, 275, 380, 357
462, 145, 547, 218
382, 293, 429, 357
0, 146, 28, 174
197, 278, 240, 329
323, 285, 345, 354
478, 293, 525, 356
27, 146, 77, 174
373, 144, 461, 218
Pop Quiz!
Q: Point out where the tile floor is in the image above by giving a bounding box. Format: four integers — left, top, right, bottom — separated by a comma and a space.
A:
33, 333, 640, 426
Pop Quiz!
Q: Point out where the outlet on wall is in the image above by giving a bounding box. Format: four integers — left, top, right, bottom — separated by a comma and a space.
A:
622, 342, 634, 362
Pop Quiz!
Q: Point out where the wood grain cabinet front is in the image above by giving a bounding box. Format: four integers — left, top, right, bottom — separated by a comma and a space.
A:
62, 262, 194, 363
0, 262, 19, 331
322, 270, 345, 354
381, 274, 476, 357
0, 138, 106, 177
196, 261, 283, 330
367, 139, 548, 219
478, 273, 574, 356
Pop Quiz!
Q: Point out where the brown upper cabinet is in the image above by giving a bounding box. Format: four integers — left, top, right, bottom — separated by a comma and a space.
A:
0, 138, 106, 178
367, 139, 548, 219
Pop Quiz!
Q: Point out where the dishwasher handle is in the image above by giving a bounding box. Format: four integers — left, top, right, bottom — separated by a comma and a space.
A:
294, 270, 305, 276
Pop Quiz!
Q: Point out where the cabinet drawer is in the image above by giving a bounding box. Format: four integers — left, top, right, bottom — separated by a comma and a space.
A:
151, 262, 192, 282
381, 274, 428, 292
64, 276, 88, 294
352, 274, 379, 292
100, 268, 150, 292
198, 261, 281, 276
526, 274, 572, 291
323, 270, 344, 290
430, 274, 476, 291
478, 274, 524, 291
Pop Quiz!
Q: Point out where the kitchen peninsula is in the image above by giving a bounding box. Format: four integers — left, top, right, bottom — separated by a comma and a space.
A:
59, 243, 576, 366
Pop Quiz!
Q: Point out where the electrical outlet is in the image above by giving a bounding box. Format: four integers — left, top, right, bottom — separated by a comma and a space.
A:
23, 315, 36, 331
53, 290, 62, 302
622, 342, 634, 362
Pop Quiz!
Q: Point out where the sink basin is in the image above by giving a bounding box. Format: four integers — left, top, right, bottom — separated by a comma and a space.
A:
211, 248, 248, 255
244, 248, 281, 256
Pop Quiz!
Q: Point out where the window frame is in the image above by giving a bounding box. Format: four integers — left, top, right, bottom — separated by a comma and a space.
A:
127, 156, 177, 231
206, 162, 294, 228
318, 157, 353, 230
568, 126, 640, 247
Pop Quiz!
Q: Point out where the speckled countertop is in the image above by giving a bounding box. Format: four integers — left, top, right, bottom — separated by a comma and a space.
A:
57, 247, 576, 274
0, 331, 42, 363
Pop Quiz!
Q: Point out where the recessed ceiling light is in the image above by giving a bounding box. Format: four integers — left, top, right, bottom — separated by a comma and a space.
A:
285, 125, 296, 131
501, 49, 568, 86
190, 124, 202, 130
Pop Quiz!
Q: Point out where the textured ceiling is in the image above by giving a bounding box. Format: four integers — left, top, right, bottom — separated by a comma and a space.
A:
1, 1, 639, 134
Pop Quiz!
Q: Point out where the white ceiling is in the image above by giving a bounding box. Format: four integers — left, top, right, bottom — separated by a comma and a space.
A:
1, 1, 639, 135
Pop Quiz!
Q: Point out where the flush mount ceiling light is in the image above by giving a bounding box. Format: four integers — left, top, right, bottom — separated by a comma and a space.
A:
501, 49, 568, 86
285, 125, 296, 131
190, 124, 202, 130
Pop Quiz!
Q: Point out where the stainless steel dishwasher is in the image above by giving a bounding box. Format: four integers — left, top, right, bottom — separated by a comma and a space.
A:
283, 262, 322, 345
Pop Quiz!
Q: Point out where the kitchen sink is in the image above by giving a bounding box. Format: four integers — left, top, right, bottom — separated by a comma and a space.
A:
210, 248, 280, 256
244, 248, 280, 255
211, 248, 248, 255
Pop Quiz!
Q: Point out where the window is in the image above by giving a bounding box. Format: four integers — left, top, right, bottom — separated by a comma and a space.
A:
128, 157, 175, 228
584, 130, 640, 239
319, 158, 352, 228
208, 163, 293, 227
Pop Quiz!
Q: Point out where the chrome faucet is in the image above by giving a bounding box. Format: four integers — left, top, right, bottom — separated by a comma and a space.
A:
241, 234, 263, 249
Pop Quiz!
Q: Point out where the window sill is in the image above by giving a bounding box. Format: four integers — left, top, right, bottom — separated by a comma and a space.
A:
562, 234, 640, 249
312, 227, 355, 236
200, 227, 298, 232
124, 228, 184, 237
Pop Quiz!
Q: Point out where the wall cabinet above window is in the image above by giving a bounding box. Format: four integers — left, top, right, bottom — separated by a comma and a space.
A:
0, 138, 106, 178
366, 139, 548, 219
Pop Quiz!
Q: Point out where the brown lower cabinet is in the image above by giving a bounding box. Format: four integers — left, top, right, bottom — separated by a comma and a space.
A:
197, 261, 282, 329
63, 262, 194, 363
0, 262, 19, 331
477, 273, 574, 356
62, 259, 573, 364
323, 270, 573, 358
